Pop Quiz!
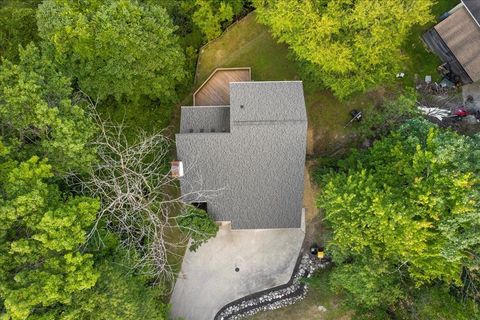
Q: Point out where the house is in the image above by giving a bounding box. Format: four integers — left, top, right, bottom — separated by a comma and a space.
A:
423, 0, 480, 84
175, 79, 307, 229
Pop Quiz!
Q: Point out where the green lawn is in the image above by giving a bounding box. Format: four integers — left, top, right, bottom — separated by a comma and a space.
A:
195, 12, 298, 86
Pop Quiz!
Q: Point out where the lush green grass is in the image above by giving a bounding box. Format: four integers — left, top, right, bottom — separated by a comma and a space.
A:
250, 269, 353, 320
195, 13, 298, 86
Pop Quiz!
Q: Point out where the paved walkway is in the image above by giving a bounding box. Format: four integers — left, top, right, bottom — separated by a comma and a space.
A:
170, 221, 305, 320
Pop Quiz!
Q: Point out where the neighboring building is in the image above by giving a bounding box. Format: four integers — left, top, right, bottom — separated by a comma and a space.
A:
423, 0, 480, 84
175, 80, 307, 229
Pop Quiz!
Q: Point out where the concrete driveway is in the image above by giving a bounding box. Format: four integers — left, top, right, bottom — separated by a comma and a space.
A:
170, 217, 305, 320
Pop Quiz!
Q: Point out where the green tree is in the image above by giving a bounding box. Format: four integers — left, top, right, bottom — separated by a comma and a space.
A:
0, 1, 41, 61
58, 257, 168, 320
394, 286, 479, 320
37, 0, 186, 103
253, 0, 434, 98
0, 144, 100, 320
317, 119, 480, 309
0, 44, 96, 174
192, 0, 234, 40
178, 205, 219, 252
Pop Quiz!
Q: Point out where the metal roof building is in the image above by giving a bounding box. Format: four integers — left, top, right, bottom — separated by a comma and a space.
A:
176, 81, 307, 229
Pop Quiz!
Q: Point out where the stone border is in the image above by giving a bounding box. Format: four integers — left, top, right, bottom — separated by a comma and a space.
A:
215, 253, 330, 319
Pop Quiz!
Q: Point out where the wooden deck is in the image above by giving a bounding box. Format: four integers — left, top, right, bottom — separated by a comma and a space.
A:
193, 68, 251, 106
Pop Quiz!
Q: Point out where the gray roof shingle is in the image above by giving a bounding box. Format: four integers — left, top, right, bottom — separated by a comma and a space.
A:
180, 106, 230, 133
176, 81, 307, 229
230, 81, 307, 123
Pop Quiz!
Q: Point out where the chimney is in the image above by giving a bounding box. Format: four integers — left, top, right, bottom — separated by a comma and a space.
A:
171, 160, 184, 178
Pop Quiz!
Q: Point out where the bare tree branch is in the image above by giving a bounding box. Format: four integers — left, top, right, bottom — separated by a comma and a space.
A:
78, 105, 217, 285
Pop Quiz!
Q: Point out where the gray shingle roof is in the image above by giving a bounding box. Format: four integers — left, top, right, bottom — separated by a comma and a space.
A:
176, 81, 307, 229
230, 81, 307, 123
180, 106, 230, 133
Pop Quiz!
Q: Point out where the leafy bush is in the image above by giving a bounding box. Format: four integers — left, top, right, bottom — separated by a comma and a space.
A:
178, 205, 219, 252
317, 119, 480, 310
0, 1, 40, 61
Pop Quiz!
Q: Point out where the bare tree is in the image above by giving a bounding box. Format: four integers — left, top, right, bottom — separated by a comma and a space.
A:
81, 107, 217, 284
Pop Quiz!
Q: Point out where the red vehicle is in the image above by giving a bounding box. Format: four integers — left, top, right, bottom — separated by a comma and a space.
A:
454, 107, 468, 117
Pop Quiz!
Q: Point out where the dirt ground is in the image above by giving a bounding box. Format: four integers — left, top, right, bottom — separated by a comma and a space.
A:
303, 160, 322, 249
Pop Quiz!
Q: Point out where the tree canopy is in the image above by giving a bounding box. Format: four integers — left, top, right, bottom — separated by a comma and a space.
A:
37, 0, 186, 102
0, 1, 40, 61
318, 119, 480, 309
0, 44, 96, 174
0, 145, 99, 319
253, 0, 434, 98
192, 0, 234, 40
56, 248, 167, 320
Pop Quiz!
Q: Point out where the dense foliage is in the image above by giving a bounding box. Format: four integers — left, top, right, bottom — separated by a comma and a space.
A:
0, 39, 97, 319
0, 1, 40, 61
58, 245, 168, 320
37, 0, 186, 103
394, 286, 479, 320
352, 94, 419, 139
0, 44, 96, 174
0, 145, 100, 319
0, 22, 169, 318
317, 119, 480, 313
254, 0, 434, 98
192, 0, 234, 40
178, 205, 219, 252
